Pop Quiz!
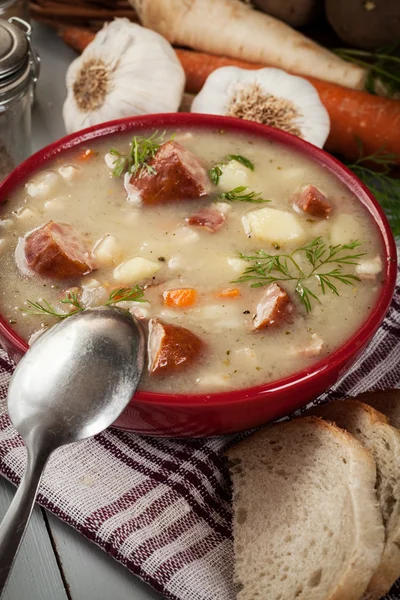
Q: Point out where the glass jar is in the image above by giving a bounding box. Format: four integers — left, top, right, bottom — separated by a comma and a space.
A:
0, 0, 29, 23
0, 17, 39, 180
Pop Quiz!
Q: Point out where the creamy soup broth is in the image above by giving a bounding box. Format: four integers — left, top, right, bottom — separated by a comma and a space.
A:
0, 128, 384, 393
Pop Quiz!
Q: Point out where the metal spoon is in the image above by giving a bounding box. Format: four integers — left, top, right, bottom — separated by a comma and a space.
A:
0, 306, 145, 594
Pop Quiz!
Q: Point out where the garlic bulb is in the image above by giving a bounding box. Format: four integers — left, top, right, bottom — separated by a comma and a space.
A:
191, 67, 330, 148
63, 19, 185, 134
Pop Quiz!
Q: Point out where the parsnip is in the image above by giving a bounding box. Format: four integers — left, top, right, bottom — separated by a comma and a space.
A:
129, 0, 366, 90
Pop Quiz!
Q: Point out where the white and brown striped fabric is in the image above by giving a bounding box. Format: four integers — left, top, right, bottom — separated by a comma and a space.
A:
0, 266, 399, 600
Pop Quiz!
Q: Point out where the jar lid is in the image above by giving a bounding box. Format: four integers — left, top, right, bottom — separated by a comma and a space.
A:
0, 19, 28, 81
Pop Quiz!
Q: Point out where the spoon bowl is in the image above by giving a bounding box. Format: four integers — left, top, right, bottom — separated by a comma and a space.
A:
0, 306, 145, 594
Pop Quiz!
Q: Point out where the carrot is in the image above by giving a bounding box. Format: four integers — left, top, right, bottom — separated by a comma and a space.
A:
79, 148, 97, 161
216, 287, 241, 299
177, 49, 400, 163
130, 0, 366, 91
163, 288, 198, 308
61, 28, 400, 163
61, 26, 95, 54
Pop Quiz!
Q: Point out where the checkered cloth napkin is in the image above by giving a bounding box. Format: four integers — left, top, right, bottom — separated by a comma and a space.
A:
0, 266, 398, 600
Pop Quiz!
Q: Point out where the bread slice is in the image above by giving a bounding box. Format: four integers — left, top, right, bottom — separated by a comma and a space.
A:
310, 400, 400, 599
355, 389, 400, 429
226, 417, 384, 600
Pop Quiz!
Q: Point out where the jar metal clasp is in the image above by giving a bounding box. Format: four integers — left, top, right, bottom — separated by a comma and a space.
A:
8, 16, 40, 85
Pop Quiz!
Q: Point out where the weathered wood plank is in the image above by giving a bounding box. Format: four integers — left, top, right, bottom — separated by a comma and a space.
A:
46, 513, 163, 600
0, 480, 69, 600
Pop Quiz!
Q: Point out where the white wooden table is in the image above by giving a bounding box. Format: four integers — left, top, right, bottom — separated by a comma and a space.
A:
0, 21, 163, 600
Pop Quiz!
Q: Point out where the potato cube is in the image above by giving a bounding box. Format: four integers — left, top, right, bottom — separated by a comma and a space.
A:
16, 207, 37, 221
243, 207, 305, 245
26, 171, 59, 199
58, 165, 82, 182
93, 234, 123, 266
330, 214, 364, 246
227, 257, 248, 274
43, 197, 67, 214
113, 257, 161, 285
218, 160, 250, 191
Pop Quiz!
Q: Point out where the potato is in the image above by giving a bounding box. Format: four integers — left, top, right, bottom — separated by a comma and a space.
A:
58, 165, 82, 182
26, 171, 59, 199
15, 207, 37, 221
227, 257, 249, 274
0, 218, 13, 230
218, 160, 251, 191
330, 214, 364, 246
195, 374, 230, 388
93, 234, 123, 266
214, 201, 232, 215
243, 207, 305, 245
173, 226, 200, 244
113, 256, 161, 285
43, 197, 67, 214
80, 279, 109, 307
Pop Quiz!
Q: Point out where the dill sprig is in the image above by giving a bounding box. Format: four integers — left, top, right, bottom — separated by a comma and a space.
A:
105, 285, 145, 305
219, 186, 268, 203
335, 44, 400, 97
110, 131, 169, 178
346, 143, 400, 238
22, 286, 146, 320
235, 237, 365, 312
209, 154, 254, 185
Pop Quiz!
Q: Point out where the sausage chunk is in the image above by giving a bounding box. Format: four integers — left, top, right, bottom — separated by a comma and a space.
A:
24, 221, 95, 279
294, 185, 332, 218
253, 283, 293, 330
128, 141, 210, 205
186, 207, 225, 233
148, 318, 204, 375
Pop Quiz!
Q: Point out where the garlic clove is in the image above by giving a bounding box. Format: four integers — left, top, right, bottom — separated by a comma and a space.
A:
63, 19, 185, 134
191, 66, 330, 148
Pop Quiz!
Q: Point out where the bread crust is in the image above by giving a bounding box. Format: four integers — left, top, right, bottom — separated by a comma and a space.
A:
227, 417, 384, 600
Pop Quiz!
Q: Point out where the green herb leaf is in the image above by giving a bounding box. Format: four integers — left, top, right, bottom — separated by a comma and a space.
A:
235, 238, 366, 312
209, 164, 223, 185
22, 285, 146, 321
226, 155, 254, 171
335, 44, 400, 97
209, 154, 254, 185
105, 286, 146, 305
110, 131, 170, 178
346, 143, 400, 238
219, 186, 268, 203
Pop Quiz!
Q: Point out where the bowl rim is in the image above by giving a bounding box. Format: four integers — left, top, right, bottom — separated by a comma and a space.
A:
0, 113, 397, 408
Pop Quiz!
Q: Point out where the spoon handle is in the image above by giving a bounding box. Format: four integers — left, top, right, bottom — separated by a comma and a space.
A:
0, 447, 49, 595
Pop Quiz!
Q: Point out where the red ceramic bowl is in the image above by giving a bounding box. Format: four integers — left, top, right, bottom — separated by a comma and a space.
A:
0, 114, 397, 437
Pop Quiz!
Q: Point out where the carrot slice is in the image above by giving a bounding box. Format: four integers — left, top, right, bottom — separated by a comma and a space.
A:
79, 148, 97, 161
216, 287, 241, 299
163, 288, 198, 308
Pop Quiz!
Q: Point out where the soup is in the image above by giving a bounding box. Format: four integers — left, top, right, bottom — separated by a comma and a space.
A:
0, 128, 384, 394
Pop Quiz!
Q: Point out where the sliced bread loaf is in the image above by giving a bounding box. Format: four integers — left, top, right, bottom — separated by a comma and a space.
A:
310, 399, 400, 599
355, 389, 400, 429
226, 417, 384, 600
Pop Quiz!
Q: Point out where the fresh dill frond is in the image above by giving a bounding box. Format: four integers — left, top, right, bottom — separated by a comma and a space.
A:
346, 143, 400, 238
110, 131, 169, 178
209, 164, 223, 185
23, 286, 146, 320
335, 44, 400, 97
225, 155, 254, 171
219, 186, 268, 203
105, 286, 146, 305
235, 237, 366, 312
209, 154, 254, 185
